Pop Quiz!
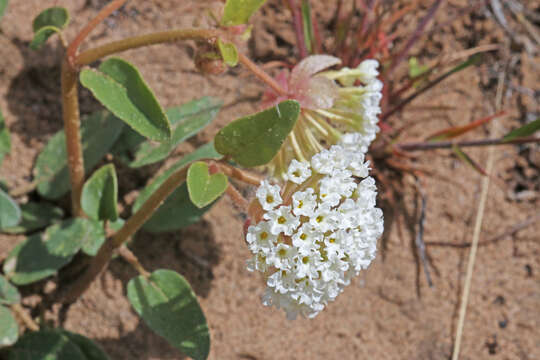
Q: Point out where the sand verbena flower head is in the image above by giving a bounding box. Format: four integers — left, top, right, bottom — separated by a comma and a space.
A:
261, 55, 383, 179
246, 140, 383, 319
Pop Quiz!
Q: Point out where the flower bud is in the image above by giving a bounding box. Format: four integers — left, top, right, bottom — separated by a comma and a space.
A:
194, 47, 227, 75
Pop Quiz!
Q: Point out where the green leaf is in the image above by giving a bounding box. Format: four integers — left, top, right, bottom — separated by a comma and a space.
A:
0, 189, 20, 229
0, 0, 8, 21
127, 269, 209, 360
8, 329, 109, 360
0, 276, 20, 305
221, 0, 266, 26
0, 108, 10, 166
30, 7, 69, 50
128, 97, 222, 168
33, 6, 69, 31
79, 219, 106, 257
217, 39, 238, 67
187, 162, 227, 208
62, 331, 110, 360
81, 164, 118, 221
34, 111, 124, 200
30, 26, 62, 50
80, 58, 171, 142
408, 57, 429, 78
0, 306, 18, 348
2, 202, 64, 234
133, 143, 222, 233
3, 218, 103, 285
215, 100, 300, 167
502, 117, 540, 142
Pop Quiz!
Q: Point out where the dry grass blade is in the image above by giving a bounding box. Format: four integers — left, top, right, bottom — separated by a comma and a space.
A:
451, 70, 505, 360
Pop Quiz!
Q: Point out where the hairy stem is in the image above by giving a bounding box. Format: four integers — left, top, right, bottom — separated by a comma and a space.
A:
217, 162, 264, 186
76, 29, 221, 66
67, 0, 128, 64
61, 59, 85, 217
237, 52, 288, 96
118, 246, 150, 277
226, 184, 249, 209
60, 164, 190, 303
11, 304, 39, 331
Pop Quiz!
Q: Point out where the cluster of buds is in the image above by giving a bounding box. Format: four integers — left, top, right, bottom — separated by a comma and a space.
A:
245, 141, 383, 319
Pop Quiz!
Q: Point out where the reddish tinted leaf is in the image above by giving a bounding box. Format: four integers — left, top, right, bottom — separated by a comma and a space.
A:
427, 111, 506, 141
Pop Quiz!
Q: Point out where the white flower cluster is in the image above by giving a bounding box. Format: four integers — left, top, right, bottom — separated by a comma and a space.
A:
246, 142, 383, 319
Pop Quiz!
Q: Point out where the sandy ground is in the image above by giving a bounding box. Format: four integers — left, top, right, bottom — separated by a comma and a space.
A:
0, 1, 539, 359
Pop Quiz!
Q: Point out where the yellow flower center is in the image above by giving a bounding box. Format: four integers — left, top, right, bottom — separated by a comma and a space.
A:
277, 216, 287, 224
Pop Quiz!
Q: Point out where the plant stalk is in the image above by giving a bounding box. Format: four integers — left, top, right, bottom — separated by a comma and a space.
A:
75, 29, 221, 66
395, 136, 539, 151
67, 0, 128, 64
237, 53, 288, 96
61, 59, 86, 217
60, 164, 190, 303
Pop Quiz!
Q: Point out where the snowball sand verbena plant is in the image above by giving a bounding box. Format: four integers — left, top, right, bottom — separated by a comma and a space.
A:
246, 141, 383, 319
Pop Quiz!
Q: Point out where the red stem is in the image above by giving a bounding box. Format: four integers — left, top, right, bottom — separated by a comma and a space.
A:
286, 0, 308, 58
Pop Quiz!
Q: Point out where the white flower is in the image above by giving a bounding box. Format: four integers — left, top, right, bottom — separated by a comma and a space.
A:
264, 206, 300, 236
256, 180, 282, 211
267, 243, 296, 270
286, 160, 312, 184
292, 188, 317, 217
245, 221, 277, 253
247, 142, 383, 319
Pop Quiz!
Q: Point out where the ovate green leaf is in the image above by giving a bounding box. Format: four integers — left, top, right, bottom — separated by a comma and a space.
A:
0, 276, 20, 305
214, 100, 300, 167
0, 306, 18, 348
34, 111, 124, 200
62, 331, 110, 360
82, 164, 118, 221
8, 329, 109, 360
221, 0, 266, 26
187, 162, 227, 208
2, 202, 64, 234
3, 218, 103, 285
129, 97, 222, 167
30, 7, 69, 50
127, 269, 209, 360
80, 58, 171, 142
0, 189, 20, 229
